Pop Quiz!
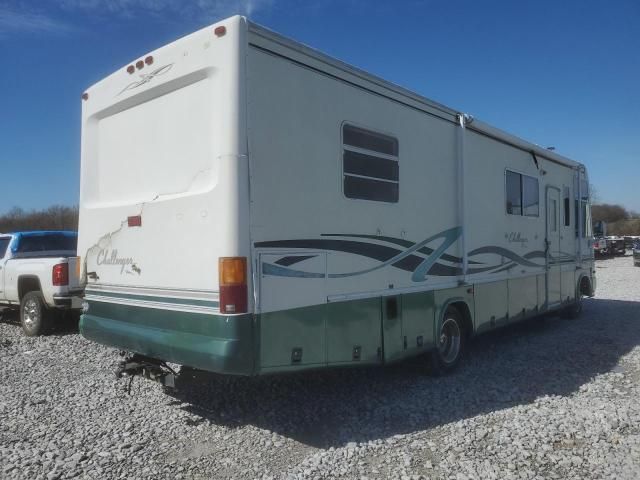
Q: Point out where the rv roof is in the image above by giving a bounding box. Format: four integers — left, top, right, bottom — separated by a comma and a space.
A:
247, 19, 582, 171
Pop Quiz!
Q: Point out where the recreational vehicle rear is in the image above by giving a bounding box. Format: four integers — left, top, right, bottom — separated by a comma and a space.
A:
78, 16, 595, 382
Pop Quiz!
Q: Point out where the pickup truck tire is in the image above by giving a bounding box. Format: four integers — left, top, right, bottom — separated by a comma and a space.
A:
20, 291, 51, 336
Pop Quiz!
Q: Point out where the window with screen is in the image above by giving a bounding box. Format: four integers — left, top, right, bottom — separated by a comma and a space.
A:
506, 170, 539, 217
343, 124, 399, 203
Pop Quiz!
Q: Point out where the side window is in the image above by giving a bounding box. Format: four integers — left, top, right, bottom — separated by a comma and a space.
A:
506, 170, 538, 217
343, 124, 399, 203
563, 186, 571, 227
522, 175, 539, 217
506, 170, 522, 215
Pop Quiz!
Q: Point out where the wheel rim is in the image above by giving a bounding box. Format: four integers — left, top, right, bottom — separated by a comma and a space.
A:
23, 299, 39, 329
438, 317, 461, 365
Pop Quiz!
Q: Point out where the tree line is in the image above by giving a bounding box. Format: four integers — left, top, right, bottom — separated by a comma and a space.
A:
591, 204, 640, 236
0, 206, 79, 233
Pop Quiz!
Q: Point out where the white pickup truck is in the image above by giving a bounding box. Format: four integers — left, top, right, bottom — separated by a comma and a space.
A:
0, 231, 83, 336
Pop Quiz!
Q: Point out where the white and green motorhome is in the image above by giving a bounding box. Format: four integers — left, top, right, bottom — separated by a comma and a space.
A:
78, 16, 595, 380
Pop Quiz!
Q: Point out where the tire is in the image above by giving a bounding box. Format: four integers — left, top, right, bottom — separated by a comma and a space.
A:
20, 291, 51, 336
430, 306, 466, 375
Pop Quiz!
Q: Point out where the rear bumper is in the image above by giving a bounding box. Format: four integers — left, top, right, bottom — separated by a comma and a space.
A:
80, 300, 255, 375
53, 293, 84, 309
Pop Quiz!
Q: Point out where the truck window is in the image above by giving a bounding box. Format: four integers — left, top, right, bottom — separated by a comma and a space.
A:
16, 234, 77, 254
0, 238, 10, 258
343, 124, 399, 203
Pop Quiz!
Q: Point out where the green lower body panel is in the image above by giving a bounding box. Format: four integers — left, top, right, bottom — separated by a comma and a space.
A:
80, 272, 596, 377
80, 301, 255, 375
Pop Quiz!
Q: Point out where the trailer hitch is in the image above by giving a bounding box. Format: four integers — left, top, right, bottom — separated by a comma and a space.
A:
115, 353, 177, 393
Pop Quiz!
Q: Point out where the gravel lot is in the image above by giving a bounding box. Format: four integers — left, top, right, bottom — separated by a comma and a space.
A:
1, 256, 639, 480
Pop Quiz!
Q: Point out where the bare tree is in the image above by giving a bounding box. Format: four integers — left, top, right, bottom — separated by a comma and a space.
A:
0, 205, 78, 232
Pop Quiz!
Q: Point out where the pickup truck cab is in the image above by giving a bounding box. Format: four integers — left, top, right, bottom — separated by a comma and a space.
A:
0, 231, 83, 336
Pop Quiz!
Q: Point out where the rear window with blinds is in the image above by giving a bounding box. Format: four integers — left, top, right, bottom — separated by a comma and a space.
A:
343, 124, 399, 203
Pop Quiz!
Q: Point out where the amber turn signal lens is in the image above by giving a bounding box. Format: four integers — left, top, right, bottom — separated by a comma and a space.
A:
219, 257, 247, 286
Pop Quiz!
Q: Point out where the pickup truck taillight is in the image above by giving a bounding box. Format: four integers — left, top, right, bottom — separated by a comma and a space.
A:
52, 263, 69, 286
219, 257, 247, 314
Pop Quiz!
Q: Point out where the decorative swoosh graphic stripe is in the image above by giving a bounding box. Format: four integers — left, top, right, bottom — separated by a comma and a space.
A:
468, 246, 542, 268
85, 294, 219, 314
255, 239, 404, 263
256, 229, 574, 282
275, 255, 318, 267
524, 251, 576, 262
85, 290, 219, 308
262, 263, 325, 279
258, 227, 463, 281
321, 233, 483, 265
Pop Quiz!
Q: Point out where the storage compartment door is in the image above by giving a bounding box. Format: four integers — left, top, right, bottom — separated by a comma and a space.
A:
258, 253, 327, 369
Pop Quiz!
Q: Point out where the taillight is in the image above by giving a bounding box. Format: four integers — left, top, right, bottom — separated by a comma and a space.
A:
219, 257, 247, 314
52, 263, 69, 286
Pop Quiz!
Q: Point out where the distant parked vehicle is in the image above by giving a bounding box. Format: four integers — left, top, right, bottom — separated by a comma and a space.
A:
606, 236, 626, 256
0, 231, 83, 336
633, 241, 640, 267
593, 237, 609, 257
592, 221, 610, 258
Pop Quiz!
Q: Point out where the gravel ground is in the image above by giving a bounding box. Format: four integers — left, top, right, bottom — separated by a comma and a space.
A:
1, 256, 639, 480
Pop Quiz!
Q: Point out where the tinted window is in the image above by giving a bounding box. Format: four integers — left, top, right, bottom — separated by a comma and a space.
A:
522, 175, 539, 217
506, 170, 538, 217
0, 238, 10, 258
344, 176, 399, 203
343, 125, 398, 156
343, 124, 399, 203
506, 170, 522, 215
563, 186, 571, 226
16, 234, 77, 253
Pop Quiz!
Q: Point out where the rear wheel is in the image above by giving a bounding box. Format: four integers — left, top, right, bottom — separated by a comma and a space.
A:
430, 306, 466, 375
20, 291, 51, 336
563, 280, 587, 320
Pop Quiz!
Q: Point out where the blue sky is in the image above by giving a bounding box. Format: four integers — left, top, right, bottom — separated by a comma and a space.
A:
0, 0, 638, 213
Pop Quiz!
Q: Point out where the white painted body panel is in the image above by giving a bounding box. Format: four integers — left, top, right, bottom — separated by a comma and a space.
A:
78, 17, 251, 308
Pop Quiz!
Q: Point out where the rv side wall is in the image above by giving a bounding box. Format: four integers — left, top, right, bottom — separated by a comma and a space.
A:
246, 33, 594, 373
